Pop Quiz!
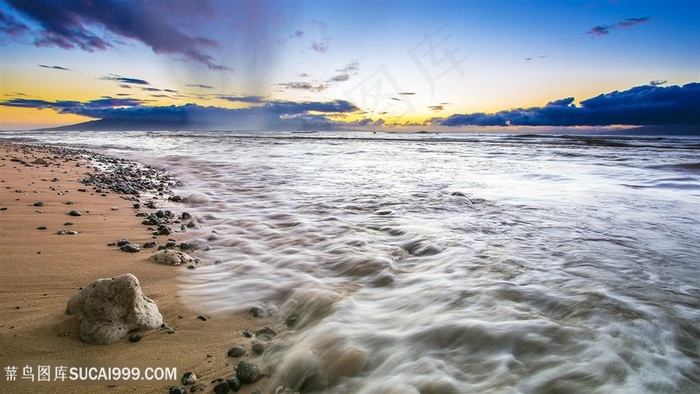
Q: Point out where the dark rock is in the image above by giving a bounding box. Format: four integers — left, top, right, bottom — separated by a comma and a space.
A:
236, 360, 261, 384
285, 315, 299, 328
227, 346, 246, 358
158, 226, 172, 235
213, 381, 230, 394
56, 230, 67, 235
133, 203, 141, 209
181, 212, 192, 220
121, 244, 141, 253
181, 371, 197, 385
37, 226, 47, 230
116, 239, 130, 247
242, 330, 253, 338
179, 241, 198, 251
145, 201, 158, 209
252, 343, 265, 355
226, 376, 242, 392
169, 386, 187, 394
189, 383, 207, 392
197, 315, 208, 321
128, 334, 142, 343
249, 306, 266, 318
68, 210, 82, 216
64, 222, 73, 226
170, 195, 183, 203
255, 326, 277, 341
33, 201, 45, 207
143, 241, 157, 249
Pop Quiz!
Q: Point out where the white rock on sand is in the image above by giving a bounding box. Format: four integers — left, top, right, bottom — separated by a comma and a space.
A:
66, 273, 163, 344
150, 249, 195, 266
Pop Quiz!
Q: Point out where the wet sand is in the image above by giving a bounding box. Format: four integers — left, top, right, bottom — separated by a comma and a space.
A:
0, 142, 270, 393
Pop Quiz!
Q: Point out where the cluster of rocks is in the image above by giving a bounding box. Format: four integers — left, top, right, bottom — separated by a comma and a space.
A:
169, 330, 298, 394
80, 155, 179, 198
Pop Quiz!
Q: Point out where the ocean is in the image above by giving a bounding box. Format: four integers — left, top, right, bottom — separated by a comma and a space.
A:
3, 130, 699, 393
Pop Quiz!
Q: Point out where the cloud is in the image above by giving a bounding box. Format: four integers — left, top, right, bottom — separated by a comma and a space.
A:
294, 30, 304, 39
0, 97, 142, 112
277, 82, 328, 92
587, 17, 650, 36
142, 87, 162, 92
38, 64, 71, 71
428, 105, 444, 112
100, 74, 150, 85
649, 80, 667, 86
186, 84, 215, 89
311, 42, 328, 53
0, 96, 359, 130
0, 9, 29, 37
436, 83, 700, 127
3, 0, 229, 70
588, 26, 611, 36
525, 53, 549, 61
617, 17, 650, 28
217, 95, 266, 104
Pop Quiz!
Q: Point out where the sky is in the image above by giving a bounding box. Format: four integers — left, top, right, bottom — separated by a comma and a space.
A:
0, 0, 698, 131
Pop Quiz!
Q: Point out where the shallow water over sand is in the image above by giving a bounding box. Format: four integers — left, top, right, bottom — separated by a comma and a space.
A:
6, 131, 699, 393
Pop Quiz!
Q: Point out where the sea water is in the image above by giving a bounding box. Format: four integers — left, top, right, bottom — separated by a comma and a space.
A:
3, 131, 699, 393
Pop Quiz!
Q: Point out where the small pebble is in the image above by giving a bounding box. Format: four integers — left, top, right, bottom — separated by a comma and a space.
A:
236, 360, 261, 384
33, 201, 44, 207
121, 244, 141, 253
227, 346, 246, 358
37, 226, 47, 230
252, 343, 265, 355
181, 371, 197, 385
128, 334, 142, 343
168, 386, 186, 394
213, 381, 230, 394
68, 210, 81, 216
197, 315, 208, 321
226, 376, 242, 392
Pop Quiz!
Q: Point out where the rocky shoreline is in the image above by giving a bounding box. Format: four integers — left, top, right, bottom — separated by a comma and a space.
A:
0, 141, 295, 394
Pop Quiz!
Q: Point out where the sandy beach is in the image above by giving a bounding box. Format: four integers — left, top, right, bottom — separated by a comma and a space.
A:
0, 141, 273, 393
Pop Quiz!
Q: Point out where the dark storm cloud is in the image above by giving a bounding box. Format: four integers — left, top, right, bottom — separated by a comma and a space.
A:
0, 97, 142, 112
3, 0, 229, 70
0, 9, 29, 37
0, 96, 359, 130
436, 83, 700, 127
587, 16, 650, 36
649, 80, 667, 86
